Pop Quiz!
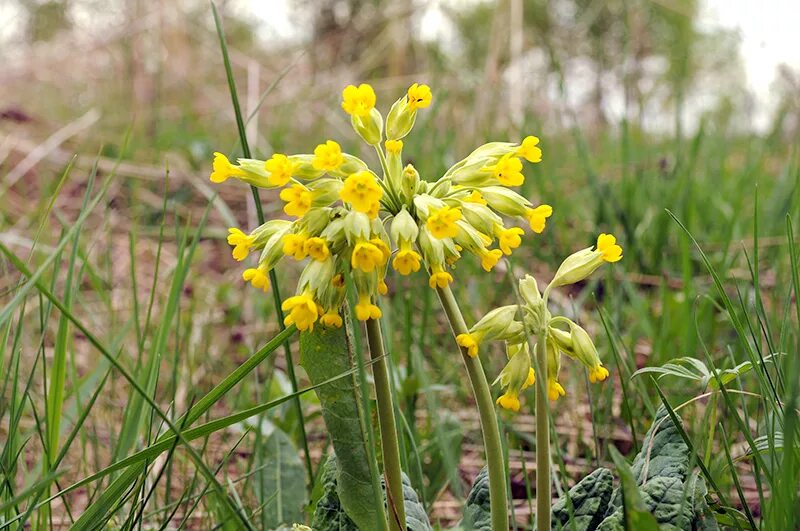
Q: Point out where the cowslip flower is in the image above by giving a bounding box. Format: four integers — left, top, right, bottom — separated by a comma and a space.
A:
341, 84, 376, 117
242, 265, 270, 293
484, 153, 524, 187
280, 184, 313, 218
496, 226, 524, 255
265, 153, 298, 187
282, 291, 322, 331
312, 140, 344, 171
407, 83, 432, 110
516, 135, 542, 163
426, 206, 462, 239
351, 240, 386, 272
340, 171, 382, 214
211, 152, 244, 183
227, 228, 254, 261
526, 204, 553, 233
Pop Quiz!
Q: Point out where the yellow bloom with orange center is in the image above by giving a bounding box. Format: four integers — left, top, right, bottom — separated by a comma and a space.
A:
484, 153, 524, 186
526, 204, 553, 233
426, 206, 462, 239
351, 241, 385, 272
303, 237, 330, 262
265, 154, 298, 187
242, 266, 269, 292
279, 184, 313, 218
227, 228, 254, 261
407, 83, 432, 110
479, 248, 503, 272
340, 171, 383, 214
428, 265, 454, 289
596, 233, 623, 262
282, 292, 322, 331
312, 140, 344, 171
393, 248, 421, 275
456, 333, 479, 358
341, 84, 376, 117
385, 139, 403, 154
516, 135, 542, 163
355, 295, 382, 321
210, 152, 244, 183
496, 226, 524, 255
283, 233, 309, 260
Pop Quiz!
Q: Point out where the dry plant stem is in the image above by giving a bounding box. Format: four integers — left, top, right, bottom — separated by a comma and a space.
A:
535, 330, 551, 531
365, 317, 406, 531
436, 285, 508, 531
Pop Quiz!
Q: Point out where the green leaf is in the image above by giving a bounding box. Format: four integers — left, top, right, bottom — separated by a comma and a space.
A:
397, 471, 432, 531
551, 468, 613, 531
255, 429, 307, 529
601, 446, 660, 531
300, 326, 380, 531
461, 466, 491, 531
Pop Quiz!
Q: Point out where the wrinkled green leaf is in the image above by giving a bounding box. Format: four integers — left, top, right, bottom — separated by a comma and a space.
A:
461, 466, 491, 531
551, 468, 613, 531
255, 429, 307, 529
300, 326, 379, 530
601, 447, 660, 531
397, 470, 433, 531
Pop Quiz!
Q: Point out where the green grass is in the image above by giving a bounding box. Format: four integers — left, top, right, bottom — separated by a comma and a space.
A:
2, 7, 800, 530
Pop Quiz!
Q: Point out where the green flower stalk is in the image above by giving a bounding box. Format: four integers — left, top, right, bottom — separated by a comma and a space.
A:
211, 82, 550, 530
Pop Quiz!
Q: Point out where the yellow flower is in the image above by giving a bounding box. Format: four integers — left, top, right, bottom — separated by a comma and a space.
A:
332, 273, 345, 288
366, 201, 380, 220
282, 292, 322, 331
351, 241, 385, 272
479, 248, 503, 272
524, 368, 536, 388
341, 83, 376, 117
279, 184, 313, 218
378, 280, 388, 295
428, 265, 454, 289
547, 379, 565, 401
283, 233, 309, 260
484, 153, 524, 186
355, 295, 382, 321
426, 206, 462, 239
227, 227, 254, 261
517, 135, 542, 163
589, 365, 609, 383
210, 152, 244, 183
242, 266, 269, 292
385, 139, 403, 154
303, 237, 330, 262
321, 310, 343, 328
496, 226, 524, 255
526, 204, 553, 233
340, 171, 383, 214
407, 83, 432, 110
371, 238, 391, 264
456, 333, 479, 358
312, 140, 344, 171
393, 249, 421, 275
596, 233, 623, 263
496, 392, 521, 412
265, 153, 298, 187
464, 190, 488, 205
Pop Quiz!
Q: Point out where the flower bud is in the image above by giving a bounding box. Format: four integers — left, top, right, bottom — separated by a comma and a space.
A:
288, 154, 326, 180
460, 201, 502, 235
309, 178, 344, 207
329, 154, 369, 178
493, 342, 534, 412
297, 207, 333, 236
390, 207, 419, 245
351, 108, 383, 146
386, 95, 417, 140
342, 210, 371, 245
478, 186, 532, 217
548, 248, 602, 289
401, 164, 420, 202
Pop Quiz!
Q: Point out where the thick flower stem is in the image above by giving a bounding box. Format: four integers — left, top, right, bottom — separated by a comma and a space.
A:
365, 318, 406, 531
436, 285, 508, 531
535, 331, 551, 531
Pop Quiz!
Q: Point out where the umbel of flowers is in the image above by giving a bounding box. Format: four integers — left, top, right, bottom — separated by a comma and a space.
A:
456, 233, 623, 412
210, 82, 552, 334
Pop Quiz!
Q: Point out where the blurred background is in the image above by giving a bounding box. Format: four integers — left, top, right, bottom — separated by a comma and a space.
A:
1, 0, 799, 526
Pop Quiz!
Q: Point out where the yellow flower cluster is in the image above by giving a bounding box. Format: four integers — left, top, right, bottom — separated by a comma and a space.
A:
211, 83, 549, 332
455, 235, 623, 412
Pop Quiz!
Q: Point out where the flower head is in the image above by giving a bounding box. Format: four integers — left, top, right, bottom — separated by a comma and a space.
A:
312, 140, 344, 171
227, 228, 254, 261
211, 152, 244, 183
242, 266, 269, 292
393, 248, 421, 275
516, 136, 542, 163
282, 292, 322, 331
283, 233, 309, 260
426, 206, 462, 239
484, 154, 524, 186
351, 241, 385, 272
526, 204, 553, 233
280, 184, 313, 218
596, 233, 623, 262
265, 154, 298, 186
496, 226, 524, 255
407, 83, 432, 110
340, 171, 383, 214
341, 84, 376, 117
